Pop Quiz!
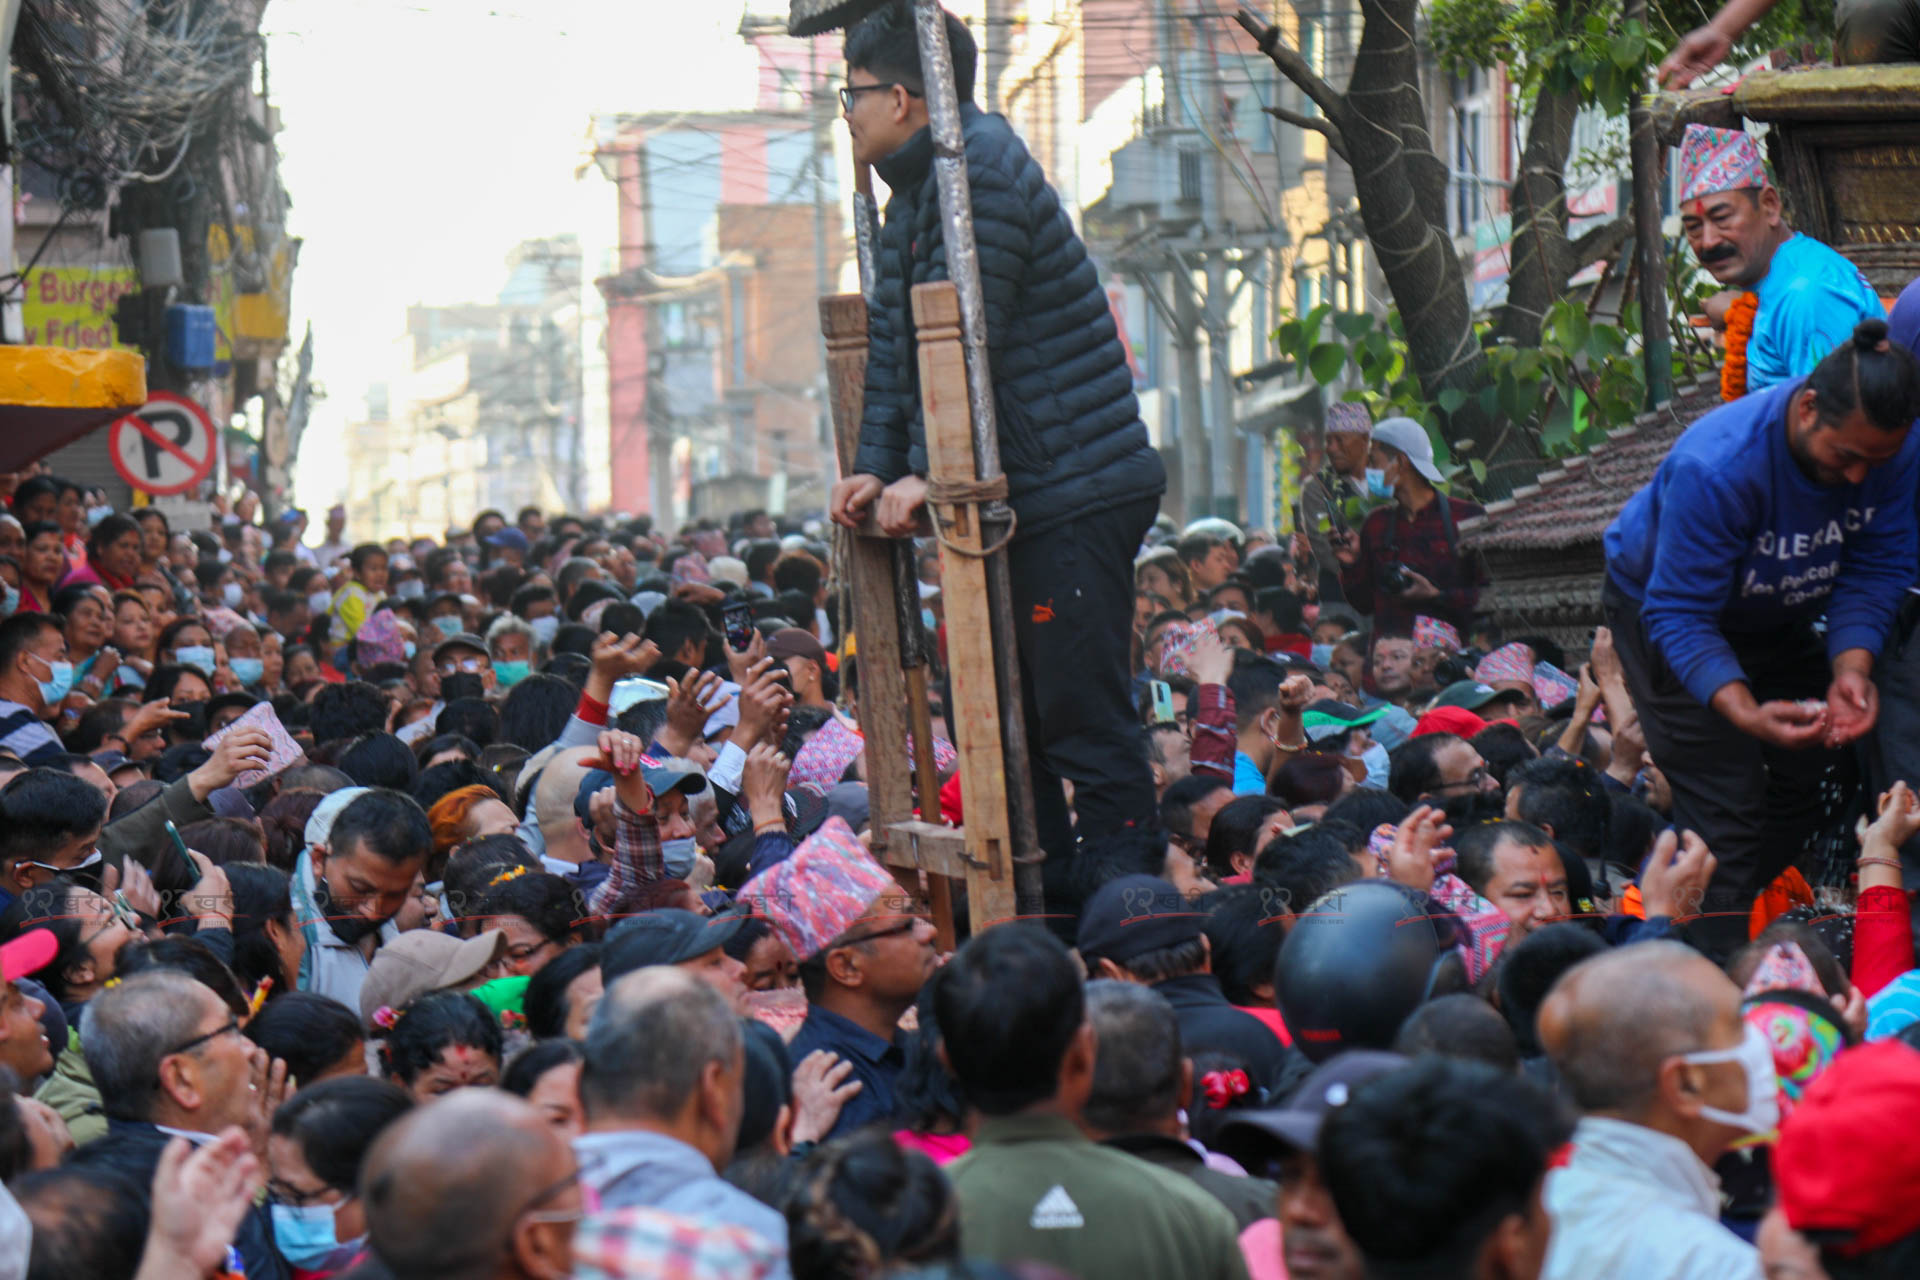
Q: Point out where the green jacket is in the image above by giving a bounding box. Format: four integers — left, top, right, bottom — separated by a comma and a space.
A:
99, 774, 211, 895
947, 1113, 1249, 1280
37, 1025, 106, 1147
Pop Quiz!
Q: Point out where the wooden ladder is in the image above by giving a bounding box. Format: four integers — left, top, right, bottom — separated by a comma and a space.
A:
819, 282, 1021, 946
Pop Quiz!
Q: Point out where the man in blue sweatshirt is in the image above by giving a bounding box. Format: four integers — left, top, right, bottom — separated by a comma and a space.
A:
1603, 321, 1920, 953
1866, 281, 1920, 882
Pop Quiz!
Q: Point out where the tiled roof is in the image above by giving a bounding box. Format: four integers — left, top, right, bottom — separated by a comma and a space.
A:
1459, 376, 1725, 552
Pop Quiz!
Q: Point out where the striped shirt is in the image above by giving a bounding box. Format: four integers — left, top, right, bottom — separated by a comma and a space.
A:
0, 701, 62, 765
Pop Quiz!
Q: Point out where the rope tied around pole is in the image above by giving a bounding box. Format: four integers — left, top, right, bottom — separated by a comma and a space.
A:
926, 476, 1017, 558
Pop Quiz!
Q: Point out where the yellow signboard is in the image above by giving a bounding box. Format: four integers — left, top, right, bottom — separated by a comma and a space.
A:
21, 266, 140, 351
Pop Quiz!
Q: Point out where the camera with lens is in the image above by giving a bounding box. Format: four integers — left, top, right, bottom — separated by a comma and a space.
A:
1378, 562, 1416, 595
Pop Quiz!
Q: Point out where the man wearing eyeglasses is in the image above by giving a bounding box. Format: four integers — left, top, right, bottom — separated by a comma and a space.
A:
432, 631, 497, 696
1385, 732, 1503, 812
69, 969, 289, 1280
739, 817, 938, 1144
827, 5, 1166, 873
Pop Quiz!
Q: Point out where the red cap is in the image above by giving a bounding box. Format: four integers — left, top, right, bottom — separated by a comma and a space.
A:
1776, 1041, 1920, 1256
0, 929, 56, 983
1412, 705, 1488, 739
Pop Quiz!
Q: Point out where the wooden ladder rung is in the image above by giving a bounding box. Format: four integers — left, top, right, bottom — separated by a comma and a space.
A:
880, 820, 974, 880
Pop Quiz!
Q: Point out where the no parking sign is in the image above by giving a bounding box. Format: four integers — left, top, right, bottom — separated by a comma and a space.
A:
110, 391, 216, 496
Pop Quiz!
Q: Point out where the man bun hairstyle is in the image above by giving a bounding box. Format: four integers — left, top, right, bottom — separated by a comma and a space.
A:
1809, 318, 1920, 432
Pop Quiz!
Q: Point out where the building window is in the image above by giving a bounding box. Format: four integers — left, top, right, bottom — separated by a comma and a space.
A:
1449, 69, 1494, 235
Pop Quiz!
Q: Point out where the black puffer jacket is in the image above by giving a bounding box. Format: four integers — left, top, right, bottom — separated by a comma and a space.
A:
853, 104, 1166, 542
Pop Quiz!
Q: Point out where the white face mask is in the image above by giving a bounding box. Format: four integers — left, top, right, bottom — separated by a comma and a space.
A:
1680, 1022, 1779, 1135
1356, 742, 1390, 790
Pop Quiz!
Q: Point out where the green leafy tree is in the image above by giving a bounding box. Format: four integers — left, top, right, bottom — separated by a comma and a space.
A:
1273, 300, 1648, 489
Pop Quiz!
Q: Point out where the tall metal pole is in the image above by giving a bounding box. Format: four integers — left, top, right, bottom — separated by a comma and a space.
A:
811, 37, 837, 462
909, 0, 1043, 909
1173, 263, 1209, 518
1626, 0, 1672, 408
1204, 252, 1236, 520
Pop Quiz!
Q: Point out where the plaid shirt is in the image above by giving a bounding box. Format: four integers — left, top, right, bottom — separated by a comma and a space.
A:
588, 797, 663, 924
1189, 683, 1236, 782
1338, 494, 1487, 637
572, 1207, 785, 1280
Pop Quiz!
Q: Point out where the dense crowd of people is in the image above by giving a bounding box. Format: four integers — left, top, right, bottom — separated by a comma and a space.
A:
0, 425, 1913, 1280
3, 5, 1920, 1280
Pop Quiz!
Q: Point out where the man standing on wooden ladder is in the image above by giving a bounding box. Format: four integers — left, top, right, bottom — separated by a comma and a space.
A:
828, 2, 1167, 893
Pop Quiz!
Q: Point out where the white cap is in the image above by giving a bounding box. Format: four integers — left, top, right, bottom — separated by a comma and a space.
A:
305, 786, 372, 850
1370, 417, 1445, 485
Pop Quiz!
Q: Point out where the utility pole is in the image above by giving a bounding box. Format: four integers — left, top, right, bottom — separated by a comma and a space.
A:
636, 145, 676, 527
1203, 251, 1235, 520
1159, 0, 1211, 522
810, 36, 836, 476
1172, 263, 1210, 520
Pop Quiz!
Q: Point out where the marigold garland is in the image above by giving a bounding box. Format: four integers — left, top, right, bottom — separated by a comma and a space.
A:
1721, 291, 1760, 401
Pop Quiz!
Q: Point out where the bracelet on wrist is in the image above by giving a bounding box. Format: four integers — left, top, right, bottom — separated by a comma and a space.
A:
754, 820, 788, 836
1858, 855, 1903, 871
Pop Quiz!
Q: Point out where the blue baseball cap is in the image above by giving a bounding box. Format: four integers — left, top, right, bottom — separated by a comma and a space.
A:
572, 761, 706, 823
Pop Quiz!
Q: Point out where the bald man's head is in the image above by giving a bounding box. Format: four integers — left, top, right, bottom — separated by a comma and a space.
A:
1539, 940, 1736, 1117
363, 1089, 579, 1280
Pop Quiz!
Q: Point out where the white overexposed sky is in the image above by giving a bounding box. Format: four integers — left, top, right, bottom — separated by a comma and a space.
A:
268, 0, 762, 510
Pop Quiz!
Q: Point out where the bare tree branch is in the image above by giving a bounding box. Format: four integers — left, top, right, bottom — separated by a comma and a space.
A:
1570, 216, 1633, 270
1263, 105, 1350, 162
1231, 5, 1352, 133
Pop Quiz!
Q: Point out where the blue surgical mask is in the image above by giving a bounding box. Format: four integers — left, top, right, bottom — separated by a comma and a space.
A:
661, 837, 699, 878
432, 615, 462, 638
229, 656, 265, 687
221, 582, 244, 609
1358, 742, 1390, 789
270, 1202, 357, 1271
921, 608, 937, 632
395, 579, 425, 600
494, 659, 530, 688
528, 615, 560, 647
32, 655, 72, 707
403, 640, 417, 660
1310, 642, 1336, 667
174, 645, 215, 674
1365, 467, 1391, 499
0, 585, 17, 618
307, 589, 333, 615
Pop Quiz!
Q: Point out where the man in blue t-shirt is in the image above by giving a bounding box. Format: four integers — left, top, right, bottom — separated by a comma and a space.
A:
1602, 324, 1920, 954
1675, 125, 1883, 397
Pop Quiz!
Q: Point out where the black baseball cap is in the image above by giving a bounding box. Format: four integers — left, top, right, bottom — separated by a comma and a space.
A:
1211, 1050, 1407, 1168
433, 632, 489, 663
1075, 874, 1205, 966
1431, 680, 1508, 712
1301, 699, 1387, 743
602, 908, 748, 981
